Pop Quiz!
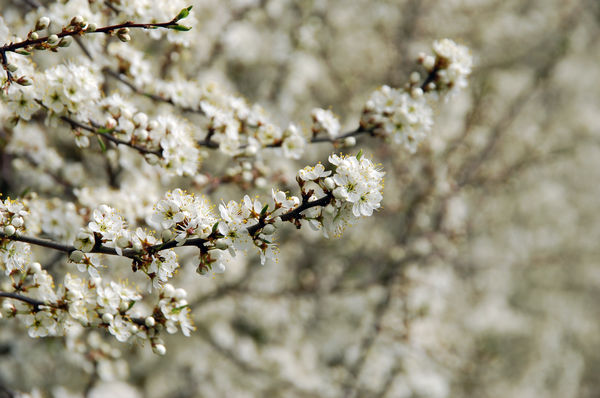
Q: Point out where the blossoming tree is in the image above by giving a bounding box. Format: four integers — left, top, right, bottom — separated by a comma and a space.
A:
6, 1, 591, 397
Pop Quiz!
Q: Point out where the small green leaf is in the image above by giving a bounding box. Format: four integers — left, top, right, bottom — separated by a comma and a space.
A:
15, 50, 31, 56
168, 24, 192, 31
127, 301, 136, 310
175, 6, 193, 21
19, 187, 31, 197
356, 149, 363, 160
171, 304, 189, 314
211, 222, 219, 234
96, 136, 106, 152
96, 127, 114, 134
260, 204, 269, 215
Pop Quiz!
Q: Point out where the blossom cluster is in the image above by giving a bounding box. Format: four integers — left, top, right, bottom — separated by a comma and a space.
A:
360, 39, 472, 152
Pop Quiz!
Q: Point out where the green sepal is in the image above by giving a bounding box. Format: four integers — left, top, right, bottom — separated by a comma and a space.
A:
356, 149, 363, 160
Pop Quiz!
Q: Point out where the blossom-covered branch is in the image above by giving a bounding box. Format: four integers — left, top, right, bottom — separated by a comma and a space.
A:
0, 6, 193, 88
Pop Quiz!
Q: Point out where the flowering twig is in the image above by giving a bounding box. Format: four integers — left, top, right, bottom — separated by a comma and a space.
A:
60, 115, 162, 157
0, 6, 193, 88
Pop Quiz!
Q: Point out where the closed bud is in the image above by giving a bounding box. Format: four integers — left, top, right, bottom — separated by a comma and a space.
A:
423, 55, 436, 71
117, 28, 131, 43
58, 36, 72, 47
16, 76, 33, 86
29, 262, 42, 274
6, 63, 17, 73
163, 284, 175, 298
174, 288, 187, 300
343, 137, 356, 147
86, 23, 97, 32
47, 34, 59, 46
69, 250, 85, 263
262, 224, 276, 235
153, 343, 166, 355
102, 313, 114, 324
161, 229, 174, 242
145, 317, 156, 327
214, 239, 229, 250
71, 16, 84, 26
35, 16, 50, 31
411, 87, 424, 98
28, 32, 39, 40
323, 177, 336, 191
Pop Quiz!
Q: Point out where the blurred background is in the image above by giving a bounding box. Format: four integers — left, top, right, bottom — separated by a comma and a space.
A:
1, 0, 600, 397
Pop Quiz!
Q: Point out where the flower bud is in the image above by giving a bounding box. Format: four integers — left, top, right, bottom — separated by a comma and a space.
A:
214, 239, 229, 250
133, 112, 148, 127
174, 288, 187, 300
86, 23, 97, 32
163, 284, 175, 298
153, 343, 166, 355
323, 177, 336, 191
71, 16, 84, 26
423, 55, 436, 71
262, 224, 276, 235
6, 63, 17, 73
35, 17, 50, 31
3, 225, 16, 236
117, 28, 131, 42
102, 313, 114, 324
145, 316, 156, 327
161, 229, 174, 242
410, 71, 421, 84
116, 234, 130, 249
11, 217, 23, 228
16, 76, 33, 86
28, 32, 39, 40
343, 137, 356, 147
411, 87, 424, 98
144, 154, 159, 165
47, 34, 59, 46
69, 250, 85, 263
29, 262, 42, 274
58, 36, 72, 47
